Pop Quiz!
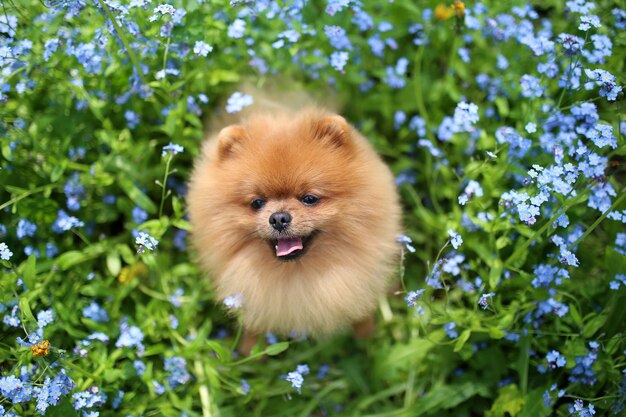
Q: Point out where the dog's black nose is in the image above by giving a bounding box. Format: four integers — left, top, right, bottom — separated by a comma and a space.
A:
269, 212, 292, 232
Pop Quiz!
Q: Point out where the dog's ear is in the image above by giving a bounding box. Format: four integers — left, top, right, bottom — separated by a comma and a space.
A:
312, 115, 352, 148
216, 125, 248, 160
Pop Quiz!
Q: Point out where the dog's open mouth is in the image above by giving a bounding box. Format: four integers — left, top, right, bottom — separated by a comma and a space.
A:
270, 233, 316, 261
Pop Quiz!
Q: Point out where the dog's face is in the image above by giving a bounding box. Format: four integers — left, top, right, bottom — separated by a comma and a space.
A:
187, 107, 402, 335
211, 111, 363, 262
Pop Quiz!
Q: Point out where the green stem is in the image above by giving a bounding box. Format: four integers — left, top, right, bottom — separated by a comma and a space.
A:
158, 154, 173, 218
162, 36, 172, 71
0, 185, 53, 211
568, 187, 626, 250
97, 0, 147, 85
194, 361, 214, 417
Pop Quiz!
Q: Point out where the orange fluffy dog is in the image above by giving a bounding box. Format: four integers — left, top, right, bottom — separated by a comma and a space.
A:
187, 103, 401, 349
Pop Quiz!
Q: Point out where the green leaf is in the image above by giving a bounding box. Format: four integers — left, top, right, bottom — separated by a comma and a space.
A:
454, 329, 471, 352
486, 384, 524, 417
583, 313, 608, 338
489, 259, 503, 289
118, 176, 157, 213
21, 254, 37, 289
517, 337, 530, 395
518, 388, 551, 417
488, 327, 506, 339
50, 162, 66, 182
205, 340, 231, 362
495, 236, 511, 250
56, 250, 90, 271
106, 252, 122, 276
19, 297, 36, 324
494, 97, 510, 117
265, 342, 290, 356
569, 303, 583, 328
407, 381, 486, 415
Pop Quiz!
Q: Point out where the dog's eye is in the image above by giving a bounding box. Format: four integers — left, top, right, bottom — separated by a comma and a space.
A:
250, 199, 266, 210
300, 194, 320, 206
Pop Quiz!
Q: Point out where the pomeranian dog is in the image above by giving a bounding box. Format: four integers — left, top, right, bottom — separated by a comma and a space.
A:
187, 93, 401, 350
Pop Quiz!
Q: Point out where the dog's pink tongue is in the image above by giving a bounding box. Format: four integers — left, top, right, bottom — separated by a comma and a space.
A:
276, 237, 303, 257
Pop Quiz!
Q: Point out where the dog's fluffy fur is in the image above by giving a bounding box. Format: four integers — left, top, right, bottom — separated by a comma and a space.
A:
187, 103, 401, 337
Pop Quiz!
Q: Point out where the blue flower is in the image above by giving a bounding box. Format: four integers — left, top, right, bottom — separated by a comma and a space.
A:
352, 8, 374, 30
111, 390, 124, 409
152, 380, 165, 395
135, 231, 158, 253
615, 233, 626, 256
149, 4, 175, 22
448, 229, 463, 249
0, 374, 33, 403
36, 371, 75, 414
124, 110, 140, 129
17, 218, 37, 239
37, 309, 55, 327
546, 350, 566, 368
164, 356, 190, 388
453, 101, 480, 132
296, 364, 310, 375
52, 210, 85, 233
82, 302, 109, 322
458, 47, 470, 63
585, 123, 617, 149
115, 319, 145, 353
496, 54, 509, 69
396, 234, 416, 253
240, 379, 251, 395
393, 110, 406, 129
72, 387, 107, 411
193, 41, 213, 57
405, 289, 425, 308
0, 242, 13, 261
613, 8, 626, 29
225, 92, 253, 114
2, 304, 21, 327
329, 51, 349, 72
317, 365, 330, 379
444, 322, 458, 339
579, 15, 601, 31
520, 74, 544, 98
325, 0, 350, 16
571, 399, 596, 417
161, 142, 184, 157
525, 122, 537, 133
458, 180, 483, 205
223, 293, 243, 310
227, 18, 246, 39
169, 288, 184, 307
324, 25, 352, 50
133, 360, 146, 376
383, 58, 409, 88
610, 274, 626, 290
569, 348, 598, 385
131, 206, 148, 224
478, 293, 495, 309
584, 69, 622, 101
565, 0, 596, 14
285, 371, 304, 394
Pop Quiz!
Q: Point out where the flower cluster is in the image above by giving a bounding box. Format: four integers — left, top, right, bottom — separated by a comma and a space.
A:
283, 364, 310, 394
